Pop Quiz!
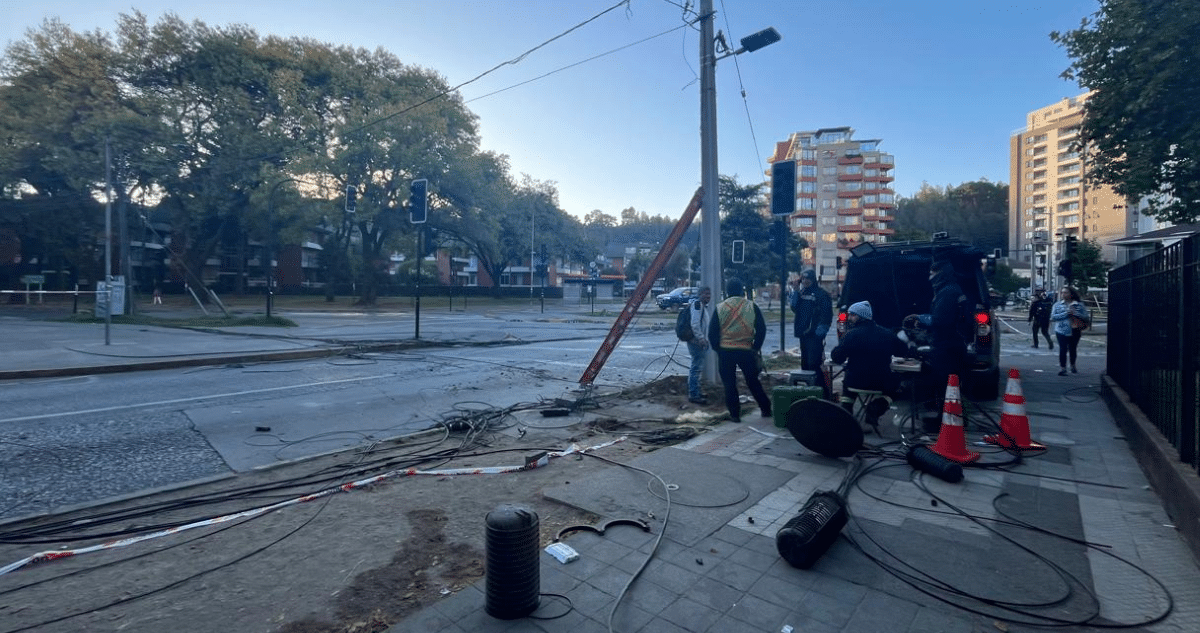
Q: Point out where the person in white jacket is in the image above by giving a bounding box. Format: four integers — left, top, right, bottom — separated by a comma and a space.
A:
686, 286, 713, 404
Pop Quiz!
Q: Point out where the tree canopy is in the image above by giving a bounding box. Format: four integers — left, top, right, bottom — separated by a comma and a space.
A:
893, 180, 1008, 253
0, 12, 593, 302
1052, 0, 1200, 224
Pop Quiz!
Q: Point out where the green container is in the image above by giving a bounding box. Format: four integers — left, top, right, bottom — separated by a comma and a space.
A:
772, 385, 826, 428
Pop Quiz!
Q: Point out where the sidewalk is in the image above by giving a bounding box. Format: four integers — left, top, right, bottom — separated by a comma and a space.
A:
384, 357, 1200, 633
3, 309, 1199, 632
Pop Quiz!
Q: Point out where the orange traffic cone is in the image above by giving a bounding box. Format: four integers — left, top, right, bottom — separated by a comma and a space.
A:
930, 374, 980, 464
984, 369, 1044, 450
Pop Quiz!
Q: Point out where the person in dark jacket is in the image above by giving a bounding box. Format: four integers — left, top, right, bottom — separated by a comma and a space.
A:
708, 278, 771, 423
830, 301, 910, 432
1027, 289, 1053, 349
922, 259, 968, 404
789, 268, 832, 389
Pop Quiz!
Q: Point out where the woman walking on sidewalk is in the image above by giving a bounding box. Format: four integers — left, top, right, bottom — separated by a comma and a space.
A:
1051, 286, 1089, 375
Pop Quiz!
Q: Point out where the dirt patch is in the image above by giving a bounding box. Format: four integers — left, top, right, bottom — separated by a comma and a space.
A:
0, 389, 722, 633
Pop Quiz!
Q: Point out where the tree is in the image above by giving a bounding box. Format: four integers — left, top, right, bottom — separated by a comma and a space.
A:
893, 180, 1007, 252
717, 175, 803, 289
1071, 238, 1111, 290
1052, 0, 1200, 224
990, 262, 1026, 296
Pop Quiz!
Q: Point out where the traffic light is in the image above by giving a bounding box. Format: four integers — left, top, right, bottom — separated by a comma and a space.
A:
1065, 235, 1078, 260
985, 254, 997, 276
409, 178, 428, 224
770, 160, 796, 216
731, 240, 745, 263
345, 185, 357, 214
835, 256, 843, 270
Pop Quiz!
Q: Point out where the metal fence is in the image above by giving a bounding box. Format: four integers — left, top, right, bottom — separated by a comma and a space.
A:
1108, 235, 1200, 472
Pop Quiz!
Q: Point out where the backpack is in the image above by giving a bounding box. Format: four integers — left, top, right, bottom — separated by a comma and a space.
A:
675, 302, 695, 342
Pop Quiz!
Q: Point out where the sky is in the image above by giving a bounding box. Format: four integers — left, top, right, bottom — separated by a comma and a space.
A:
0, 0, 1100, 221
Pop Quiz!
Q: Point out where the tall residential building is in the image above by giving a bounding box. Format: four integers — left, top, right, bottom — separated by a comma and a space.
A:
767, 127, 895, 284
1009, 92, 1127, 287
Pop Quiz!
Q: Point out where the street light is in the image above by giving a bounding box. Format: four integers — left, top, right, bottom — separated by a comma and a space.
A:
699, 0, 780, 380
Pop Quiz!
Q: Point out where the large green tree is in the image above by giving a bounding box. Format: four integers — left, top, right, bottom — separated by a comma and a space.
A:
894, 180, 1008, 253
1052, 0, 1200, 224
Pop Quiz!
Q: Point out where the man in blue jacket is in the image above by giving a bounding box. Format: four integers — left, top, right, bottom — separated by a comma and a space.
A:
789, 269, 832, 390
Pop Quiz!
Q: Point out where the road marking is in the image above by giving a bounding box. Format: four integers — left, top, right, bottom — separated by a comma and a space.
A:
0, 373, 402, 424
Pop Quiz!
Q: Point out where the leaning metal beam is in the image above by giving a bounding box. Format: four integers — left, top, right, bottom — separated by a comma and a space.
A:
579, 188, 703, 386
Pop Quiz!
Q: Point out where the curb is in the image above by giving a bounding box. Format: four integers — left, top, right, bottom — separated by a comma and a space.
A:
1102, 374, 1200, 567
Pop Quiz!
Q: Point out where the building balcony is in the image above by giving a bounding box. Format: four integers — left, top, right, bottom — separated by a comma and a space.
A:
837, 190, 864, 198
837, 208, 863, 216
862, 201, 893, 209
837, 155, 864, 165
837, 224, 863, 232
794, 209, 817, 217
862, 227, 895, 235
838, 173, 863, 181
863, 174, 893, 183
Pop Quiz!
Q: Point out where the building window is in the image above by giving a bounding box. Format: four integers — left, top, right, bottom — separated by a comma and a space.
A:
1058, 162, 1081, 173
801, 149, 815, 160
801, 181, 816, 193
844, 165, 862, 175
801, 165, 817, 177
859, 141, 877, 151
822, 166, 838, 176
821, 183, 838, 192
799, 198, 815, 210
1058, 202, 1080, 212
842, 182, 862, 191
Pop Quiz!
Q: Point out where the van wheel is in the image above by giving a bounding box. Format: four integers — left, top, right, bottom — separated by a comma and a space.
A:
968, 368, 1001, 401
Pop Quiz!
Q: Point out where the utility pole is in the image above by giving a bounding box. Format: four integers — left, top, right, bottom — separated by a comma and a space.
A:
699, 0, 721, 383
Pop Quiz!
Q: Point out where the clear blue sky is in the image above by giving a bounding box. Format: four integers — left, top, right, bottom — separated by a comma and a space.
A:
1, 0, 1098, 220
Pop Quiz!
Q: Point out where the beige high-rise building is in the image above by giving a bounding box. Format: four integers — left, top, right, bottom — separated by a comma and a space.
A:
1009, 93, 1127, 288
768, 127, 895, 285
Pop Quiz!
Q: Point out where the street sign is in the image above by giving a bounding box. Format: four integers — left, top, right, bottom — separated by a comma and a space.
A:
20, 275, 44, 285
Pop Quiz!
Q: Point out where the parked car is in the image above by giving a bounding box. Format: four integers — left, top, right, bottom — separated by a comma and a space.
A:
836, 238, 1001, 401
655, 286, 698, 310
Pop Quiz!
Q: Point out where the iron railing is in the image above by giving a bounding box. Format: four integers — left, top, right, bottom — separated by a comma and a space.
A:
1108, 235, 1200, 472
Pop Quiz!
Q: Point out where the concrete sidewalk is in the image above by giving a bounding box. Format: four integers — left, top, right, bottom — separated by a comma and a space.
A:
383, 355, 1200, 633
3, 309, 1198, 632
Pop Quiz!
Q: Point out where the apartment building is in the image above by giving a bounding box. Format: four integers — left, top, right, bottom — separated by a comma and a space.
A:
1009, 93, 1127, 287
767, 127, 896, 284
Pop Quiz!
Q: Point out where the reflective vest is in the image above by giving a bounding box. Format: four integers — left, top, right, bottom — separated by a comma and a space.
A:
716, 297, 755, 350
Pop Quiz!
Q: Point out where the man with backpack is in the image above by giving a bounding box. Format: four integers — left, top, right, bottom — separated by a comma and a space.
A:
677, 286, 712, 404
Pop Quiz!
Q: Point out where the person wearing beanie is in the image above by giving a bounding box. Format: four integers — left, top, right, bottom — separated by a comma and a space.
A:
788, 268, 832, 391
708, 278, 771, 423
830, 300, 911, 433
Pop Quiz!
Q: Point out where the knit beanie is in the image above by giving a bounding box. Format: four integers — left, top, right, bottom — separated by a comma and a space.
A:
848, 301, 873, 321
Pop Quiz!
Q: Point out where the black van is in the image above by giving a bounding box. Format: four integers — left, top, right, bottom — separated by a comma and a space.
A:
835, 238, 1001, 401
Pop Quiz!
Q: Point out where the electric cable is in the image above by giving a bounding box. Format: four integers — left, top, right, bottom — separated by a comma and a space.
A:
841, 461, 1173, 628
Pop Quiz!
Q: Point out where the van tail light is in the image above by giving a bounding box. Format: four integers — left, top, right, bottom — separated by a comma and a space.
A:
975, 311, 992, 347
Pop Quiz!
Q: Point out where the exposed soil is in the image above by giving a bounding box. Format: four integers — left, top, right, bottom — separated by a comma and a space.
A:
0, 373, 788, 633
